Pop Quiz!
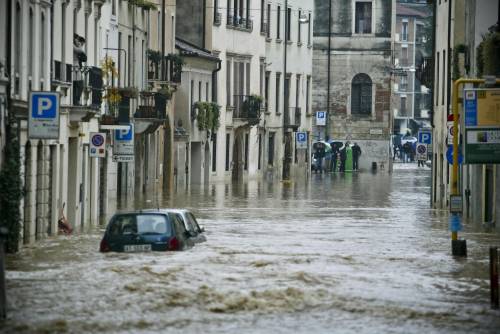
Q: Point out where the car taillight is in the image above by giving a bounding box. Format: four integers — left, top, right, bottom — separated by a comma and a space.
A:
168, 237, 179, 251
100, 238, 110, 252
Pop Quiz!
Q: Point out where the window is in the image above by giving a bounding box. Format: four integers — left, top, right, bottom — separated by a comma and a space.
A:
442, 50, 446, 106
401, 46, 408, 67
190, 80, 194, 110
267, 4, 271, 38
306, 76, 311, 114
244, 133, 249, 170
206, 82, 210, 102
355, 1, 372, 34
112, 0, 116, 15
402, 20, 408, 41
41, 12, 46, 86
277, 6, 281, 39
351, 73, 372, 115
400, 76, 407, 92
212, 135, 217, 172
435, 51, 439, 107
400, 96, 407, 116
265, 71, 270, 111
118, 32, 122, 86
128, 35, 132, 86
295, 75, 301, 108
198, 81, 202, 101
260, 0, 265, 33
28, 9, 33, 81
286, 8, 291, 41
307, 13, 311, 45
226, 59, 231, 106
275, 73, 281, 114
258, 133, 262, 170
225, 133, 231, 171
268, 132, 275, 166
298, 10, 302, 43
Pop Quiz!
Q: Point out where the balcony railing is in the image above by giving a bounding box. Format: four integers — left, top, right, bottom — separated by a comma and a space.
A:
226, 14, 253, 32
134, 91, 167, 120
284, 107, 301, 129
214, 12, 222, 26
233, 95, 262, 125
147, 53, 183, 84
72, 66, 103, 107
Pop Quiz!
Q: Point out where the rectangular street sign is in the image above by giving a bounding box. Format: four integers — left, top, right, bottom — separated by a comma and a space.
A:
89, 132, 106, 158
464, 128, 500, 164
450, 195, 463, 213
113, 124, 134, 161
28, 91, 60, 139
296, 132, 308, 149
418, 131, 432, 144
316, 111, 326, 126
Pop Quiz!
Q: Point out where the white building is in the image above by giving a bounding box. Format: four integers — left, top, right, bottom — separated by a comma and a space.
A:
432, 0, 500, 226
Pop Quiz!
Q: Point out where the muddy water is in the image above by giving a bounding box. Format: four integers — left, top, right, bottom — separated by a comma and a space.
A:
3, 164, 500, 333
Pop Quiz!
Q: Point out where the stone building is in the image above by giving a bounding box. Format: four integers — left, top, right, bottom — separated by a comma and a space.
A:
313, 0, 394, 171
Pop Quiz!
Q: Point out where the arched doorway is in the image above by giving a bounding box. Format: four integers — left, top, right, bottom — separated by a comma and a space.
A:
232, 132, 243, 181
36, 141, 43, 240
204, 141, 211, 185
23, 141, 32, 244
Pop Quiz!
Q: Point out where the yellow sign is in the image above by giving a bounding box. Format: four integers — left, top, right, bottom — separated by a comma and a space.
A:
477, 90, 500, 126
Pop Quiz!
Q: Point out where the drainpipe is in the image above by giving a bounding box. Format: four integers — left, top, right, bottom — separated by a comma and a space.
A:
326, 0, 332, 141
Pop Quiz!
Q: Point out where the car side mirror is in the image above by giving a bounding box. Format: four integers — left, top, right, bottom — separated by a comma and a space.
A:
199, 226, 205, 233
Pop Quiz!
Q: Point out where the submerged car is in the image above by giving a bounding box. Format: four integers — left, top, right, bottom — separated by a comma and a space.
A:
163, 209, 207, 244
99, 210, 194, 252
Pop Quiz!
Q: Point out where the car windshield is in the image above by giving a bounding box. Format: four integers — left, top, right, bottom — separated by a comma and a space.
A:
137, 214, 170, 235
109, 214, 171, 236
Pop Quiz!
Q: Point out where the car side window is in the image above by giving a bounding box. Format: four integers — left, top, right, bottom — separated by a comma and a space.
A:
187, 213, 202, 233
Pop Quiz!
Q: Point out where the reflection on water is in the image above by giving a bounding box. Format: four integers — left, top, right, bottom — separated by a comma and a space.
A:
3, 165, 500, 334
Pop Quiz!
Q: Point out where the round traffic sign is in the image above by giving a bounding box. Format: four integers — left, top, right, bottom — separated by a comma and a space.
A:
417, 144, 427, 154
91, 134, 105, 147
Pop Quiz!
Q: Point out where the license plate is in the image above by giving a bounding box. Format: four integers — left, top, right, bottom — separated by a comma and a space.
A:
123, 244, 152, 252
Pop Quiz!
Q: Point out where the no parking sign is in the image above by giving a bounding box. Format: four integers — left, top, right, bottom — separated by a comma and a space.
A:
90, 132, 106, 158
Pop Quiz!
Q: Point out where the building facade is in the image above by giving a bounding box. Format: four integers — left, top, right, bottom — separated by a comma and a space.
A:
392, 1, 432, 135
431, 0, 500, 227
313, 0, 394, 171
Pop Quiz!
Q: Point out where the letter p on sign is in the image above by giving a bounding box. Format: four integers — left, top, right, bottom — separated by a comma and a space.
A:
32, 94, 57, 119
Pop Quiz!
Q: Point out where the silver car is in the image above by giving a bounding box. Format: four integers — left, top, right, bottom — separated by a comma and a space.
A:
162, 209, 207, 244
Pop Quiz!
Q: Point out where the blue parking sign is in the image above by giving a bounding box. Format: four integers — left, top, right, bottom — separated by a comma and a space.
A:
28, 92, 60, 139
115, 124, 134, 141
296, 132, 307, 149
418, 131, 432, 144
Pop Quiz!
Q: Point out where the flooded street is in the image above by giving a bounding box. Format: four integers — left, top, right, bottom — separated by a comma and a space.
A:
3, 164, 500, 333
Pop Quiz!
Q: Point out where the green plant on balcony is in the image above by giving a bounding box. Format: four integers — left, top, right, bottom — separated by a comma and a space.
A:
477, 32, 500, 77
128, 0, 158, 10
168, 54, 184, 82
194, 101, 220, 132
242, 95, 263, 124
118, 86, 139, 99
157, 84, 173, 100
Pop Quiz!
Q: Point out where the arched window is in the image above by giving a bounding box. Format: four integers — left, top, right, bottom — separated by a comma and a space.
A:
351, 73, 372, 115
28, 8, 33, 80
41, 12, 46, 87
15, 2, 21, 74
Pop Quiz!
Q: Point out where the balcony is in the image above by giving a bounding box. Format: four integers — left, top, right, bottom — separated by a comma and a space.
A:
226, 14, 253, 32
233, 95, 262, 126
134, 91, 168, 120
147, 52, 183, 84
214, 12, 222, 26
284, 107, 301, 130
261, 21, 268, 35
68, 66, 103, 123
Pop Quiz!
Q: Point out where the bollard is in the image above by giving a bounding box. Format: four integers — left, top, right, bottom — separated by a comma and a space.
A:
451, 239, 467, 257
0, 227, 7, 319
491, 247, 499, 309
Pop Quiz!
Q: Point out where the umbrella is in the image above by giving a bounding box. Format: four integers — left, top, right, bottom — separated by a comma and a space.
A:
313, 141, 332, 152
